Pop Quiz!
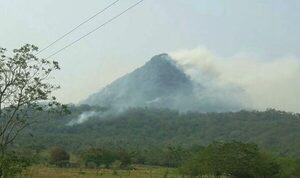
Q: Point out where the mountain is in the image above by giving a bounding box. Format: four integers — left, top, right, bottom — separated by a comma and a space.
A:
83, 54, 243, 112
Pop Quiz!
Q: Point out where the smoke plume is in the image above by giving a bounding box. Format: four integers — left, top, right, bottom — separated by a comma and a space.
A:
67, 111, 97, 126
170, 47, 300, 113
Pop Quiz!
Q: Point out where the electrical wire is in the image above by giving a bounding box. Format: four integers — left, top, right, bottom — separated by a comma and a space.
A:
36, 0, 120, 55
45, 0, 144, 59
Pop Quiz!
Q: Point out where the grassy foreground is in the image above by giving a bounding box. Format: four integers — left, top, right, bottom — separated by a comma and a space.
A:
20, 165, 182, 178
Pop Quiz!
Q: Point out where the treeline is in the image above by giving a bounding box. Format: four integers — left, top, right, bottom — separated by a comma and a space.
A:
8, 106, 300, 177
17, 106, 300, 156
11, 141, 300, 178
179, 142, 300, 177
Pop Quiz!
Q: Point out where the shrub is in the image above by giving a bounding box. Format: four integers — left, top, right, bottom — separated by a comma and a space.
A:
0, 152, 31, 177
49, 147, 70, 167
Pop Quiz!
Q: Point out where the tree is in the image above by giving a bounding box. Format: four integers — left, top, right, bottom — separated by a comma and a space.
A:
290, 159, 300, 177
49, 147, 70, 167
179, 141, 280, 178
0, 152, 31, 178
165, 145, 187, 167
0, 44, 64, 176
255, 152, 280, 178
81, 148, 116, 174
117, 149, 132, 168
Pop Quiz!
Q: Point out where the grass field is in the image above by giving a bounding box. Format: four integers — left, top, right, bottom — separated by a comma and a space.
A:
20, 165, 182, 178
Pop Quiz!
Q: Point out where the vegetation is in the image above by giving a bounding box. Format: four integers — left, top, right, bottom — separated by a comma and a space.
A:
12, 141, 300, 178
20, 166, 180, 178
49, 147, 70, 167
0, 152, 31, 178
180, 142, 280, 177
0, 44, 66, 177
16, 107, 300, 156
2, 45, 300, 178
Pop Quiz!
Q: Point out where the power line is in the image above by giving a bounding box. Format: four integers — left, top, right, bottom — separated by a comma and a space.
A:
45, 0, 144, 60
36, 0, 120, 55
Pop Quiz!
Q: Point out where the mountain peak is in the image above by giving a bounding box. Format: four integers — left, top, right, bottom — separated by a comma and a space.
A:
83, 53, 194, 111
143, 53, 182, 75
83, 53, 243, 112
146, 53, 174, 66
150, 53, 169, 60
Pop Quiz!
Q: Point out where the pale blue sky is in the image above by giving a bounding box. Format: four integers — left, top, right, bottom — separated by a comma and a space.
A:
1, 0, 299, 103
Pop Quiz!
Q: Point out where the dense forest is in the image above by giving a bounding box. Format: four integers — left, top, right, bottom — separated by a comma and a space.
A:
14, 106, 300, 157
3, 105, 297, 177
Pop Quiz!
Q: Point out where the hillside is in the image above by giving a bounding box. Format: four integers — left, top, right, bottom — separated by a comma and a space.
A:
16, 107, 300, 156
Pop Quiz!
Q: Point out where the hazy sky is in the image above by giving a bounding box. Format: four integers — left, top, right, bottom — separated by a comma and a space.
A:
1, 0, 300, 108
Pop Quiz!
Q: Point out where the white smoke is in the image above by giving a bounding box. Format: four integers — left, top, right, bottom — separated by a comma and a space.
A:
67, 111, 97, 126
170, 47, 300, 113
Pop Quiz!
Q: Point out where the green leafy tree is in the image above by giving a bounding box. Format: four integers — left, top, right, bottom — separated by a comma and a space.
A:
81, 148, 116, 174
0, 44, 64, 177
180, 141, 280, 178
117, 149, 132, 168
0, 152, 30, 178
255, 152, 280, 178
49, 147, 70, 167
291, 159, 300, 177
166, 145, 187, 167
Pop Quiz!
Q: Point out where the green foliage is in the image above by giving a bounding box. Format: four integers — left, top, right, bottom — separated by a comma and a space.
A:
0, 152, 31, 177
179, 141, 281, 178
0, 44, 64, 177
165, 145, 189, 167
117, 149, 132, 168
80, 148, 116, 168
49, 147, 70, 167
80, 148, 136, 170
9, 107, 300, 177
290, 159, 300, 177
255, 152, 281, 178
16, 107, 300, 157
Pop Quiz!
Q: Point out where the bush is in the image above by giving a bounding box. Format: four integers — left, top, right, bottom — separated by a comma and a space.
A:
117, 149, 132, 169
80, 148, 117, 172
0, 152, 31, 178
290, 159, 300, 177
179, 141, 281, 178
49, 147, 70, 167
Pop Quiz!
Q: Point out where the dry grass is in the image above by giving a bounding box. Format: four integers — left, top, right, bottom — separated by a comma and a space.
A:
20, 165, 181, 178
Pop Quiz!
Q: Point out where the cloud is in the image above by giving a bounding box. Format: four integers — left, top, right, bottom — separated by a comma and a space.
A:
170, 47, 300, 113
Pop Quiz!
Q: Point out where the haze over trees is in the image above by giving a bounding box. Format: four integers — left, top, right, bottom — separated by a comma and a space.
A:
16, 107, 300, 156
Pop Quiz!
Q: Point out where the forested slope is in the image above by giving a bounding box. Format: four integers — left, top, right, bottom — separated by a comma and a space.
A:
15, 106, 300, 156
